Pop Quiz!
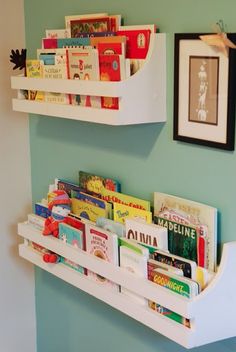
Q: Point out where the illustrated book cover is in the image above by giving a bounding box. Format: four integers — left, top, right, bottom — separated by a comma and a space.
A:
25, 59, 44, 101
58, 222, 85, 273
71, 198, 109, 222
79, 171, 121, 195
113, 202, 152, 224
85, 223, 119, 290
42, 64, 69, 104
154, 192, 217, 271
96, 217, 125, 237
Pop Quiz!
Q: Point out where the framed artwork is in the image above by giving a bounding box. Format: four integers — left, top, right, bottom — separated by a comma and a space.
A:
173, 33, 236, 150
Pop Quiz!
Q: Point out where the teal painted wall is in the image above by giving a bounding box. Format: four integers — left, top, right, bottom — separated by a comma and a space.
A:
24, 0, 236, 351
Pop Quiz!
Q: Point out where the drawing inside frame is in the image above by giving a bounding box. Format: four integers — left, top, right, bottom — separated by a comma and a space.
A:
173, 33, 236, 150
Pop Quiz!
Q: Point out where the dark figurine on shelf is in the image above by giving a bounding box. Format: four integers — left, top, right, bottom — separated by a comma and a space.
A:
9, 48, 27, 72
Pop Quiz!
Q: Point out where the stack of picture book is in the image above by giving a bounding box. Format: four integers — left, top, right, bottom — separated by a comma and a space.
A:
27, 170, 217, 328
25, 12, 157, 108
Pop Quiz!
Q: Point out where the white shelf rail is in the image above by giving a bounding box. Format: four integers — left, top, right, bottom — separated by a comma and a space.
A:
11, 34, 166, 125
18, 222, 236, 348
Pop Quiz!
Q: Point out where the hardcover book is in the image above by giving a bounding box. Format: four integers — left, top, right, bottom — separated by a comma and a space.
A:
125, 218, 168, 250
71, 198, 109, 222
96, 217, 125, 237
113, 203, 152, 224
42, 64, 69, 104
58, 222, 85, 273
117, 28, 152, 59
86, 223, 119, 290
67, 47, 100, 107
79, 171, 121, 195
101, 188, 150, 211
42, 37, 90, 49
153, 192, 217, 271
55, 178, 83, 197
35, 202, 51, 218
45, 29, 71, 39
119, 237, 149, 305
99, 54, 126, 109
70, 16, 111, 37
65, 13, 108, 31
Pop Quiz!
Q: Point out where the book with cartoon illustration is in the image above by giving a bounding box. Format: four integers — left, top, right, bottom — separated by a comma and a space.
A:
113, 202, 152, 224
79, 171, 121, 195
153, 192, 217, 271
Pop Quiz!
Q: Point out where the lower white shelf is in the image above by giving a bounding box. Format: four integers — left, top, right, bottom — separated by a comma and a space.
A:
18, 222, 236, 348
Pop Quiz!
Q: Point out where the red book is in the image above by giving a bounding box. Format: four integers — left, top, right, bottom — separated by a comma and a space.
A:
117, 29, 151, 59
97, 42, 125, 55
99, 54, 126, 110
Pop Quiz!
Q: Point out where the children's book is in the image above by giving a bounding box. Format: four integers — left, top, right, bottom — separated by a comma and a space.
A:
42, 37, 90, 49
59, 222, 85, 273
90, 35, 126, 49
117, 28, 152, 59
71, 198, 109, 222
67, 47, 100, 107
148, 268, 200, 327
153, 249, 197, 280
25, 60, 44, 101
35, 202, 51, 218
70, 16, 111, 37
101, 188, 150, 211
99, 54, 127, 110
65, 13, 108, 31
96, 217, 125, 237
153, 192, 217, 271
42, 64, 69, 104
71, 190, 112, 219
119, 237, 149, 305
27, 213, 46, 231
86, 223, 119, 290
64, 213, 86, 250
97, 42, 125, 56
147, 258, 183, 278
46, 29, 71, 39
125, 218, 168, 250
113, 202, 152, 224
79, 171, 121, 195
55, 178, 83, 197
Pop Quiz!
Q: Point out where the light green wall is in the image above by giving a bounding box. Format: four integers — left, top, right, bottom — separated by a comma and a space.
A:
24, 0, 236, 351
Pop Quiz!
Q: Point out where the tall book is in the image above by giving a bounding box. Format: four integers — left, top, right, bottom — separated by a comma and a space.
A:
153, 192, 217, 271
86, 223, 119, 290
67, 47, 100, 107
119, 238, 149, 305
25, 60, 44, 101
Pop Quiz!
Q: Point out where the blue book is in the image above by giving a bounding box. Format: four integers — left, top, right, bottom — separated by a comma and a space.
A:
59, 222, 85, 274
71, 190, 107, 209
35, 203, 51, 218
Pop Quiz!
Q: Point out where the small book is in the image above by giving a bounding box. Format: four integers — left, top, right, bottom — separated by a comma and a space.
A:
42, 37, 90, 49
59, 222, 85, 273
86, 223, 119, 290
119, 237, 149, 305
45, 28, 71, 39
42, 64, 69, 104
25, 60, 44, 101
125, 218, 168, 251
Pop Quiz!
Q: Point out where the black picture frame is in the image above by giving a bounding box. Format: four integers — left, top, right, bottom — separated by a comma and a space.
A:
173, 33, 236, 150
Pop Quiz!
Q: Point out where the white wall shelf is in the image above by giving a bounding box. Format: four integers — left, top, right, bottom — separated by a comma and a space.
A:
11, 34, 166, 125
18, 221, 236, 349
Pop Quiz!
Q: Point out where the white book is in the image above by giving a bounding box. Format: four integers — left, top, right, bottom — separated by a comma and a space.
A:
125, 218, 168, 251
46, 29, 71, 39
119, 238, 149, 305
86, 223, 119, 291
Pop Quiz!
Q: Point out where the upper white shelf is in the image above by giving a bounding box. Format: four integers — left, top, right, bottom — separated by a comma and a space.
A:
11, 33, 166, 125
18, 221, 236, 349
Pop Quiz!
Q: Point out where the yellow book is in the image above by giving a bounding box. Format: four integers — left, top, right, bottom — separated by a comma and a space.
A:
113, 203, 152, 224
101, 188, 150, 211
71, 198, 108, 223
26, 59, 44, 101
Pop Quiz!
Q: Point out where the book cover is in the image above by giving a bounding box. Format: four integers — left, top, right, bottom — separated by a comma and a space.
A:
101, 188, 150, 211
96, 217, 125, 237
147, 259, 183, 278
125, 218, 168, 250
46, 29, 71, 39
71, 190, 112, 219
70, 16, 111, 37
25, 59, 44, 101
99, 54, 126, 110
153, 249, 197, 279
58, 222, 84, 273
86, 223, 119, 290
67, 47, 100, 107
117, 28, 152, 59
71, 198, 109, 222
42, 37, 90, 49
113, 203, 152, 224
119, 237, 149, 305
79, 171, 121, 195
97, 41, 125, 56
27, 213, 46, 231
64, 213, 86, 250
42, 64, 69, 104
153, 192, 217, 271
90, 35, 126, 48
56, 178, 83, 197
65, 13, 108, 30
35, 202, 51, 218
